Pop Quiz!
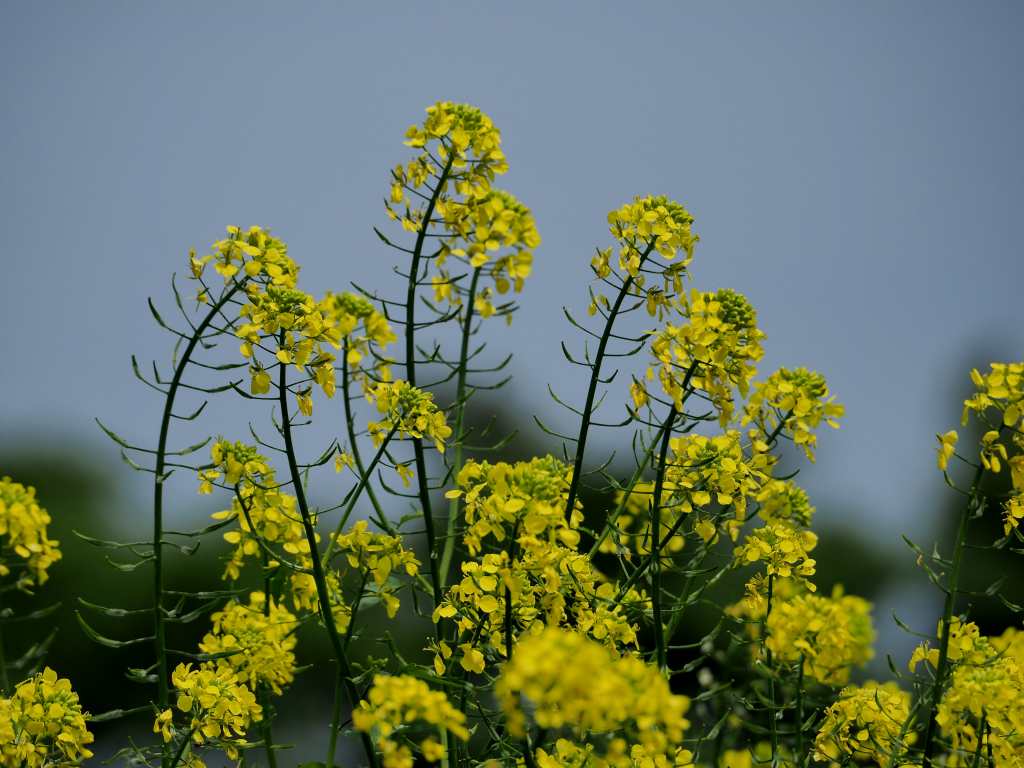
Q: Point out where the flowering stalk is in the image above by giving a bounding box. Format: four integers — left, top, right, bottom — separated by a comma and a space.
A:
650, 405, 677, 671
919, 464, 985, 768
152, 280, 242, 766
340, 337, 388, 528
564, 242, 656, 519
276, 350, 379, 768
440, 265, 483, 588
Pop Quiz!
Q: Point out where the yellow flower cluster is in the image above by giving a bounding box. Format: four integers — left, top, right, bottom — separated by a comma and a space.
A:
155, 662, 262, 761
962, 362, 1024, 429
607, 196, 698, 276
665, 431, 771, 535
909, 617, 990, 673
446, 456, 581, 556
197, 592, 297, 695
192, 225, 299, 289
597, 480, 686, 563
735, 521, 818, 583
535, 738, 695, 768
813, 682, 914, 767
352, 674, 469, 768
237, 284, 340, 406
936, 636, 1024, 766
755, 479, 815, 527
434, 189, 540, 318
1005, 493, 1024, 536
0, 477, 61, 588
367, 380, 452, 453
321, 290, 396, 382
198, 439, 272, 494
0, 668, 93, 768
331, 520, 420, 617
743, 367, 844, 461
496, 628, 690, 763
764, 587, 875, 686
646, 288, 765, 425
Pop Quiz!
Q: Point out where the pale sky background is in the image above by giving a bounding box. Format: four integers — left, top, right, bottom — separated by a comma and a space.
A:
2, 2, 1022, 558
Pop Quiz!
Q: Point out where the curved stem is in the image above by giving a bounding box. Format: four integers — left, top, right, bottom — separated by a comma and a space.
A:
650, 405, 677, 671
153, 281, 242, 766
440, 266, 482, 589
563, 242, 656, 520
341, 339, 388, 527
405, 155, 455, 608
276, 352, 378, 768
921, 464, 984, 768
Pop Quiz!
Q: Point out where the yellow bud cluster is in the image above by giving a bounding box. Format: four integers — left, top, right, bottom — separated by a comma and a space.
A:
607, 196, 698, 276
742, 367, 844, 461
0, 668, 93, 768
0, 476, 61, 588
367, 380, 452, 453
353, 674, 469, 768
496, 628, 690, 763
198, 592, 298, 695
813, 682, 914, 767
755, 480, 815, 527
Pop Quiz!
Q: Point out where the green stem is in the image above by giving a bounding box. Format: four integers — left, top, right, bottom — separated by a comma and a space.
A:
168, 729, 194, 768
795, 656, 806, 765
276, 353, 378, 768
0, 604, 9, 693
970, 713, 987, 768
921, 464, 984, 768
258, 543, 278, 768
765, 574, 779, 768
327, 671, 344, 768
650, 406, 677, 671
563, 242, 656, 520
440, 266, 482, 589
154, 281, 242, 766
341, 338, 389, 528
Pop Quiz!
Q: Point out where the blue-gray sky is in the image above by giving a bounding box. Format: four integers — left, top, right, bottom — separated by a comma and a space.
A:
2, 1, 1022, 556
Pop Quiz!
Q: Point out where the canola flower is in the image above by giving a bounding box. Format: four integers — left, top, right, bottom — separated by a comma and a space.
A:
0, 477, 61, 588
321, 290, 397, 387
644, 288, 765, 425
597, 480, 687, 563
496, 627, 690, 763
331, 520, 420, 617
194, 225, 298, 289
755, 479, 816, 527
0, 668, 93, 768
534, 738, 695, 768
197, 592, 298, 695
813, 682, 914, 767
734, 520, 818, 584
352, 674, 468, 768
742, 367, 844, 461
605, 195, 698, 276
155, 662, 262, 761
367, 380, 452, 453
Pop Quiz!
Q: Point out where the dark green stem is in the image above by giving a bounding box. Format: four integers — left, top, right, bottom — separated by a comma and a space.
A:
276, 353, 378, 768
440, 266, 482, 589
765, 574, 780, 768
563, 242, 656, 520
650, 405, 677, 671
921, 464, 984, 768
154, 281, 241, 765
0, 604, 9, 694
341, 338, 388, 527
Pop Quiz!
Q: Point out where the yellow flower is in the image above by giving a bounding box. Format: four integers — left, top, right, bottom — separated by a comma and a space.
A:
962, 361, 1024, 429
814, 682, 914, 766
735, 521, 818, 584
0, 668, 93, 768
353, 674, 468, 768
367, 380, 452, 453
0, 477, 62, 588
607, 196, 698, 276
937, 429, 959, 471
206, 225, 298, 289
496, 627, 690, 763
742, 367, 844, 461
755, 479, 815, 527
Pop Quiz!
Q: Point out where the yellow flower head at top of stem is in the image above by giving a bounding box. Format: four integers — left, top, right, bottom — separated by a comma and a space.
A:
190, 225, 298, 289
352, 674, 468, 768
0, 477, 61, 589
331, 520, 420, 617
962, 361, 1024, 431
199, 439, 273, 494
401, 102, 507, 192
0, 668, 94, 768
908, 617, 992, 673
607, 196, 698, 277
646, 287, 765, 425
813, 682, 914, 767
734, 520, 818, 584
765, 585, 875, 686
742, 367, 844, 462
197, 591, 298, 696
367, 380, 452, 453
496, 627, 690, 763
320, 291, 397, 386
936, 639, 1024, 767
434, 188, 540, 320
236, 284, 340, 406
157, 662, 262, 761
664, 430, 772, 528
446, 455, 581, 556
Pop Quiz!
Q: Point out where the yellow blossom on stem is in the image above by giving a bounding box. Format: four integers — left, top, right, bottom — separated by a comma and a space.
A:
937, 429, 959, 471
367, 380, 452, 453
742, 367, 844, 461
607, 196, 698, 276
814, 682, 915, 767
0, 668, 93, 768
735, 520, 818, 583
0, 476, 61, 588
